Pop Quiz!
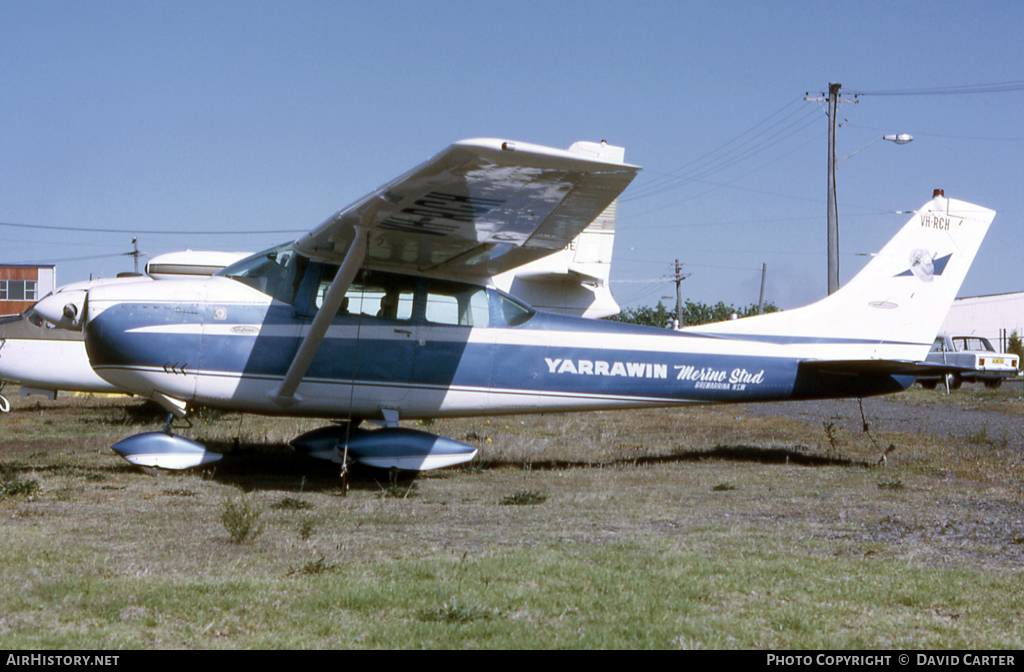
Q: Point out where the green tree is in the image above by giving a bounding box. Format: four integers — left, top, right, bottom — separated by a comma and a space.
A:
1008, 331, 1024, 371
609, 301, 675, 328
608, 299, 778, 328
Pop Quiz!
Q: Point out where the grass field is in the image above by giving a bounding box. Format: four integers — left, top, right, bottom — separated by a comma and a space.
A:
1, 386, 1022, 649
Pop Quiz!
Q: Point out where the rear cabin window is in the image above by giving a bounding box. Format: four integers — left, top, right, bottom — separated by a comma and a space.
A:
424, 281, 489, 327
498, 293, 535, 327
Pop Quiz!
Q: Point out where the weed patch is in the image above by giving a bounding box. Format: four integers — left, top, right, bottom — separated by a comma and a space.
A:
0, 463, 39, 499
288, 556, 339, 576
219, 492, 266, 543
375, 474, 419, 500
878, 480, 906, 491
499, 491, 548, 505
270, 496, 314, 510
417, 599, 494, 625
164, 487, 197, 497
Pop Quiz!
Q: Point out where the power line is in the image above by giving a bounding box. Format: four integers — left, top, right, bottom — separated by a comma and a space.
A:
621, 128, 825, 218
627, 108, 822, 201
624, 108, 821, 202
623, 98, 818, 202
0, 221, 305, 235
630, 98, 803, 185
847, 80, 1024, 96
14, 252, 129, 265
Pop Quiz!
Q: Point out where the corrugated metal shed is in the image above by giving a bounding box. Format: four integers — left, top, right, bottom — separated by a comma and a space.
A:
939, 291, 1024, 350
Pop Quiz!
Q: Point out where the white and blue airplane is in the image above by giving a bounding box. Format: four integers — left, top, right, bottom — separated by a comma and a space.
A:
33, 138, 995, 472
1, 191, 622, 413
0, 251, 252, 410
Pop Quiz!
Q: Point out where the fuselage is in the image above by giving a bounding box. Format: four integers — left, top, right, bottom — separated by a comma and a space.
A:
82, 251, 912, 422
0, 310, 120, 395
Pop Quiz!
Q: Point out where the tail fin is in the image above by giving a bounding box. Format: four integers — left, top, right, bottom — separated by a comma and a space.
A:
490, 141, 622, 319
688, 192, 996, 362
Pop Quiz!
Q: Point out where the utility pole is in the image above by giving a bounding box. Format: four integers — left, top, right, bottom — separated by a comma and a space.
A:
758, 263, 767, 314
672, 259, 690, 328
806, 83, 857, 295
123, 237, 141, 274
826, 83, 840, 295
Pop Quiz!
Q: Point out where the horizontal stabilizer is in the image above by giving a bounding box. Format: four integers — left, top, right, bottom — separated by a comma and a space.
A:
800, 359, 982, 378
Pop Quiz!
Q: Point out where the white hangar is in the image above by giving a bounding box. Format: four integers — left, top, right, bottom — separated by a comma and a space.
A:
939, 291, 1024, 351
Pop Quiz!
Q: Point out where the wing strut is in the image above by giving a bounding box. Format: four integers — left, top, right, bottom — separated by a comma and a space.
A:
268, 227, 369, 407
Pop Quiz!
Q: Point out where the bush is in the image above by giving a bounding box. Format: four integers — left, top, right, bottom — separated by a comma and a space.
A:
607, 299, 778, 328
220, 492, 266, 543
499, 491, 547, 505
0, 464, 39, 499
1008, 331, 1023, 371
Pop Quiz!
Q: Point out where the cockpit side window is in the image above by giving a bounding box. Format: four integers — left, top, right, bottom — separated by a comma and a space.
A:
218, 243, 309, 306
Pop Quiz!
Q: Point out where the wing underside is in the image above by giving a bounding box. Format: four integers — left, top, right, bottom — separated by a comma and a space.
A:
292, 139, 640, 279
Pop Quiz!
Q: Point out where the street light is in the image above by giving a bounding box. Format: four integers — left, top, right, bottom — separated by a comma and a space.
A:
827, 132, 914, 294
838, 133, 914, 165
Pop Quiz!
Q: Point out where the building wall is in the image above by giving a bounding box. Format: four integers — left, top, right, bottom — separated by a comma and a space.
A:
0, 266, 55, 316
939, 292, 1024, 351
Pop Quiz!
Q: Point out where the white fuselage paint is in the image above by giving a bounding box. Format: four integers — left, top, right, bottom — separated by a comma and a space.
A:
0, 337, 119, 394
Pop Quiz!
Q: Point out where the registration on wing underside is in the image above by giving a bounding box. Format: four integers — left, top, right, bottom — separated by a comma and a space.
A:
377, 164, 578, 244
379, 192, 507, 237
292, 139, 641, 279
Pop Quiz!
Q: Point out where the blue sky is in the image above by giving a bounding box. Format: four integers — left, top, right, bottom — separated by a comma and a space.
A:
2, 0, 1022, 310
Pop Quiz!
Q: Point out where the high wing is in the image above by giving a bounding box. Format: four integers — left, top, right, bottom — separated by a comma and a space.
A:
292, 139, 641, 280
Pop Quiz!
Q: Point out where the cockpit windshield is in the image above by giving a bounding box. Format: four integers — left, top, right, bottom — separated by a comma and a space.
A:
217, 242, 309, 305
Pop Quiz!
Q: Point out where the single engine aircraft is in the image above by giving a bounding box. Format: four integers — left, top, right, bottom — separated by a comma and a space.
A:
33, 138, 995, 473
0, 251, 251, 410
3, 206, 622, 413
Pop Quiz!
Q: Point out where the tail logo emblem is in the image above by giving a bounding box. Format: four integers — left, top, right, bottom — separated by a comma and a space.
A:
896, 250, 952, 282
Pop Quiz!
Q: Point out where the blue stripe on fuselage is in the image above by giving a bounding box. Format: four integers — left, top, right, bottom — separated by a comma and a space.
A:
86, 301, 911, 407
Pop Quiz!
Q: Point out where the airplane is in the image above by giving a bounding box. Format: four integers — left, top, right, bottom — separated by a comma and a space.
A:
31, 138, 994, 474
0, 251, 251, 410
0, 206, 625, 413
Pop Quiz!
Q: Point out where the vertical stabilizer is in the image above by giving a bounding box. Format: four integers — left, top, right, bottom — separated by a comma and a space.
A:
687, 193, 996, 362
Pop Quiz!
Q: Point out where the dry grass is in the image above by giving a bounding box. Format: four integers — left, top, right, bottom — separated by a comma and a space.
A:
0, 387, 1022, 648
